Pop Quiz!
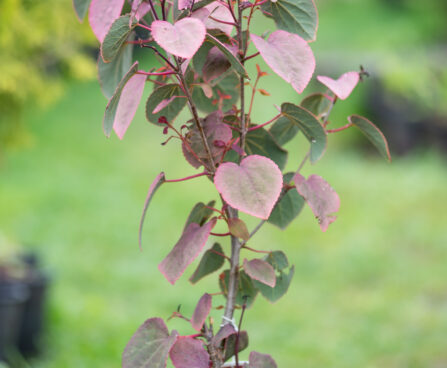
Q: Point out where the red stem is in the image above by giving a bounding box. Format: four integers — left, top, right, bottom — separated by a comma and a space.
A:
210, 232, 232, 237
137, 23, 152, 31
243, 52, 260, 62
326, 122, 352, 133
137, 70, 177, 76
210, 249, 231, 261
208, 15, 236, 26
165, 172, 209, 183
247, 113, 281, 132
242, 245, 271, 254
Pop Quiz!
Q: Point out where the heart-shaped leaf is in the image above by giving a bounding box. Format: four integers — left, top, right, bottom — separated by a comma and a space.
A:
265, 251, 289, 271
103, 61, 144, 138
212, 324, 236, 347
122, 318, 178, 368
189, 243, 225, 284
146, 84, 187, 124
281, 103, 327, 163
244, 258, 276, 288
159, 219, 216, 284
139, 172, 166, 249
191, 293, 212, 331
317, 71, 360, 100
294, 173, 340, 232
215, 155, 283, 219
251, 30, 315, 94
261, 0, 318, 41
254, 266, 294, 303
249, 351, 278, 368
152, 18, 206, 59
169, 338, 210, 368
88, 0, 125, 42
348, 115, 391, 162
73, 0, 92, 22
101, 15, 136, 63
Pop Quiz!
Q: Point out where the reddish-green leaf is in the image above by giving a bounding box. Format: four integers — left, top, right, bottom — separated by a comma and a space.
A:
251, 30, 315, 94
214, 155, 283, 219
189, 243, 225, 284
253, 266, 294, 303
191, 293, 212, 331
212, 324, 236, 347
348, 115, 391, 162
122, 318, 178, 368
184, 201, 216, 230
152, 19, 206, 59
159, 219, 216, 284
294, 173, 340, 232
139, 173, 166, 249
169, 337, 210, 368
219, 270, 258, 308
249, 351, 278, 368
243, 258, 276, 288
223, 331, 249, 361
146, 84, 187, 125
228, 218, 250, 241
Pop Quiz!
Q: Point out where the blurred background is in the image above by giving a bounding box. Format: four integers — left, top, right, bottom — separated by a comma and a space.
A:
0, 0, 446, 367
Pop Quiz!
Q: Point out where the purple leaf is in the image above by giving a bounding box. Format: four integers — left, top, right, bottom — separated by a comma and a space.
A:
192, 3, 234, 35
202, 47, 231, 83
152, 19, 206, 59
158, 219, 217, 284
228, 218, 250, 241
211, 324, 236, 347
178, 0, 192, 10
251, 30, 315, 94
113, 73, 146, 139
139, 173, 166, 249
317, 71, 360, 100
169, 337, 210, 368
88, 0, 125, 42
191, 293, 212, 331
249, 351, 278, 368
214, 155, 283, 219
131, 0, 151, 24
243, 259, 276, 288
294, 174, 340, 232
122, 318, 178, 368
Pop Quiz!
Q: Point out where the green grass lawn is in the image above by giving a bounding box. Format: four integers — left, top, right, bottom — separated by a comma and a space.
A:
1, 77, 447, 368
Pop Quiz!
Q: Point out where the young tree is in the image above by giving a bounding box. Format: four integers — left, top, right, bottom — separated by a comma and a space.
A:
75, 0, 391, 366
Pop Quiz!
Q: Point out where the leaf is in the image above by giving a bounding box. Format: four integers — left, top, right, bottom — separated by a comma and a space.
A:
281, 103, 327, 163
249, 351, 278, 368
152, 19, 206, 59
243, 259, 276, 288
269, 116, 300, 146
146, 84, 187, 125
228, 218, 250, 241
139, 173, 166, 249
191, 293, 212, 331
182, 111, 232, 169
348, 115, 391, 162
189, 243, 225, 284
73, 0, 91, 22
251, 30, 315, 94
98, 39, 133, 99
253, 266, 295, 303
215, 155, 283, 220
159, 219, 217, 284
101, 15, 136, 63
122, 318, 178, 368
88, 0, 125, 42
205, 34, 247, 78
192, 72, 240, 113
300, 93, 332, 118
223, 331, 249, 361
212, 324, 236, 347
261, 0, 318, 41
202, 47, 231, 83
317, 71, 360, 100
169, 338, 210, 368
268, 172, 305, 229
192, 3, 234, 36
225, 127, 288, 170
294, 173, 340, 232
265, 250, 289, 271
103, 61, 141, 137
184, 201, 216, 230
219, 270, 258, 308
193, 29, 231, 74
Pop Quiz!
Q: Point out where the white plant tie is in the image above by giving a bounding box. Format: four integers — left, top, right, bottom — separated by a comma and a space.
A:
221, 315, 238, 332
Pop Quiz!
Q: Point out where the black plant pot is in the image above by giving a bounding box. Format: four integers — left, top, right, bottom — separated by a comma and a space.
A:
0, 280, 29, 362
17, 254, 49, 357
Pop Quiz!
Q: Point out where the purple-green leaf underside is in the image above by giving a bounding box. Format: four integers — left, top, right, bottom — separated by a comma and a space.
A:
169, 337, 210, 368
249, 351, 278, 368
191, 293, 212, 331
348, 115, 391, 162
122, 318, 178, 368
159, 219, 216, 284
139, 172, 166, 249
243, 258, 276, 288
